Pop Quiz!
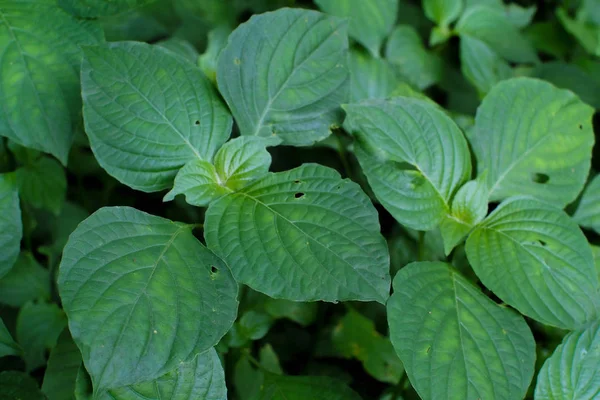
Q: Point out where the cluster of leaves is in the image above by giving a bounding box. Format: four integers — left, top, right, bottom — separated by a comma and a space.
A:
1, 0, 600, 399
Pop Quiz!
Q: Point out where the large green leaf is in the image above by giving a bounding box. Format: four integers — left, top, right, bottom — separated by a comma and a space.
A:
58, 0, 157, 18
0, 252, 50, 307
0, 0, 103, 164
344, 98, 471, 231
42, 329, 82, 400
0, 174, 21, 278
385, 26, 443, 90
81, 41, 232, 192
348, 49, 402, 102
466, 197, 599, 329
456, 5, 538, 63
314, 0, 397, 56
0, 318, 20, 358
459, 35, 512, 96
205, 164, 390, 303
535, 320, 600, 399
469, 77, 594, 207
254, 374, 362, 400
216, 8, 349, 146
573, 174, 600, 234
58, 207, 239, 391
16, 156, 66, 215
387, 261, 535, 400
98, 348, 227, 400
0, 371, 45, 400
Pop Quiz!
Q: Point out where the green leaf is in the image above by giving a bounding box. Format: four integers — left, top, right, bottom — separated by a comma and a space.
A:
314, 0, 398, 56
216, 8, 349, 146
344, 98, 471, 231
16, 156, 66, 215
0, 318, 21, 358
42, 329, 82, 400
260, 344, 284, 374
557, 8, 600, 56
199, 26, 232, 83
205, 164, 391, 303
348, 49, 402, 102
0, 252, 50, 307
238, 311, 274, 341
332, 309, 403, 384
156, 37, 199, 64
573, 174, 600, 234
0, 174, 21, 278
264, 298, 318, 327
439, 172, 489, 255
525, 21, 572, 59
456, 6, 538, 63
466, 196, 600, 329
459, 35, 512, 96
0, 371, 45, 400
531, 62, 600, 109
423, 0, 463, 27
16, 302, 67, 371
81, 41, 232, 192
385, 26, 443, 90
99, 348, 227, 400
58, 0, 157, 18
163, 160, 230, 207
58, 207, 239, 391
535, 320, 600, 399
0, 0, 103, 165
387, 261, 535, 400
254, 373, 362, 400
469, 77, 594, 207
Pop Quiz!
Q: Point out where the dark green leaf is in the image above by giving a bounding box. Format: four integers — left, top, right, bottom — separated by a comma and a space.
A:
42, 329, 82, 400
254, 373, 362, 400
0, 318, 21, 358
58, 0, 157, 18
0, 371, 45, 400
573, 174, 600, 233
16, 157, 66, 215
0, 252, 50, 307
0, 174, 21, 278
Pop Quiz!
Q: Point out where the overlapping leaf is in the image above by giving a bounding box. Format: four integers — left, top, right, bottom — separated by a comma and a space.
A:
348, 50, 402, 102
42, 330, 82, 400
459, 35, 512, 96
0, 174, 21, 278
0, 252, 50, 307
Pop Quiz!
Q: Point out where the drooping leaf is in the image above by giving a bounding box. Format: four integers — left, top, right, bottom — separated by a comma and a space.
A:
205, 164, 391, 303
348, 49, 402, 102
422, 0, 462, 27
314, 0, 398, 56
0, 371, 45, 400
456, 6, 538, 63
199, 26, 232, 83
42, 329, 82, 400
254, 373, 362, 400
387, 261, 535, 400
573, 174, 600, 234
535, 320, 600, 399
58, 0, 157, 18
459, 35, 512, 96
98, 348, 227, 400
344, 98, 471, 231
16, 302, 68, 371
217, 8, 349, 146
0, 174, 21, 278
385, 26, 443, 90
531, 61, 600, 109
58, 207, 239, 391
0, 0, 103, 164
0, 252, 50, 307
81, 41, 232, 192
469, 77, 594, 207
0, 318, 21, 358
16, 156, 67, 215
466, 196, 600, 329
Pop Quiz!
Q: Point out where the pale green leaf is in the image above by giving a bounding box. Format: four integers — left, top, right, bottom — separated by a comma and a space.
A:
0, 0, 103, 165
385, 25, 443, 90
456, 6, 538, 63
58, 207, 239, 391
344, 98, 471, 231
217, 8, 349, 146
16, 157, 66, 215
163, 160, 229, 207
42, 329, 82, 400
0, 252, 50, 307
0, 318, 21, 358
205, 164, 391, 303
348, 49, 402, 102
58, 0, 157, 18
532, 62, 600, 109
459, 35, 512, 96
0, 371, 45, 400
573, 174, 600, 233
16, 302, 67, 371
535, 320, 600, 399
0, 174, 21, 278
387, 261, 535, 400
199, 26, 232, 83
81, 41, 232, 192
470, 77, 594, 207
314, 0, 398, 56
254, 373, 362, 400
423, 0, 463, 27
466, 197, 599, 329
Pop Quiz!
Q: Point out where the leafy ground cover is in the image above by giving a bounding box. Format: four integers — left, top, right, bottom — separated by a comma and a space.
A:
1, 0, 600, 399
